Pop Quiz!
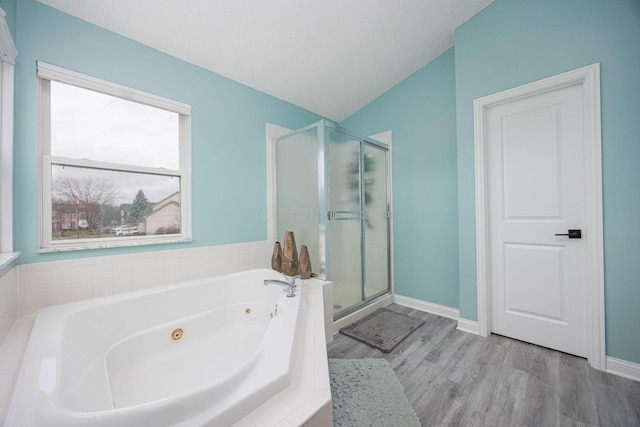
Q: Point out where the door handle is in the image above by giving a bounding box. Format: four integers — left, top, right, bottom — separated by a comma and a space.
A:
555, 229, 582, 239
327, 211, 367, 221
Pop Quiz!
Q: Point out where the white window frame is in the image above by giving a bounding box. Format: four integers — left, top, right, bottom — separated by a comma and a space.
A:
0, 7, 19, 268
37, 62, 192, 252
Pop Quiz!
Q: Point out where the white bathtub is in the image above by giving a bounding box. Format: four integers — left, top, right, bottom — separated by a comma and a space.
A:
6, 269, 302, 427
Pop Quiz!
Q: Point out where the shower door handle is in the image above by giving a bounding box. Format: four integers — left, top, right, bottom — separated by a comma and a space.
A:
327, 211, 367, 221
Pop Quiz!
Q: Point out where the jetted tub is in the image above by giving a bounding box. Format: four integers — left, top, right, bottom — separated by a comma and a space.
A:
6, 269, 302, 426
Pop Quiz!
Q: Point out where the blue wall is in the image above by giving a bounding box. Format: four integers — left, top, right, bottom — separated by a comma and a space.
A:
342, 49, 459, 309
10, 0, 321, 264
455, 0, 640, 364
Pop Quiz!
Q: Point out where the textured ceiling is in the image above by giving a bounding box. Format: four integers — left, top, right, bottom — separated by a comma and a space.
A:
36, 0, 493, 121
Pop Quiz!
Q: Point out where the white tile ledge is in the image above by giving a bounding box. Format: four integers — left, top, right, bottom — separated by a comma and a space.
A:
0, 314, 36, 424
0, 251, 20, 270
238, 279, 332, 426
36, 237, 192, 253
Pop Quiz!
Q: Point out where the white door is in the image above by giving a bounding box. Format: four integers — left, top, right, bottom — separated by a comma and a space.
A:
487, 83, 588, 357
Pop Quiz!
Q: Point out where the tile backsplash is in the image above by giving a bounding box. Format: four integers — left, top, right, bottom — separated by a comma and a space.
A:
15, 241, 274, 317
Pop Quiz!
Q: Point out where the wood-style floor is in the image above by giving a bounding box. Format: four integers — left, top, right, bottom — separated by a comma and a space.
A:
327, 304, 640, 427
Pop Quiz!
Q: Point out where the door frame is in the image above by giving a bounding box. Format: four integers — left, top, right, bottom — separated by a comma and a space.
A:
473, 63, 605, 370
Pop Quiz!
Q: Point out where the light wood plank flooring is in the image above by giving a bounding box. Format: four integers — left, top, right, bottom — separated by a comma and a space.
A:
327, 304, 640, 427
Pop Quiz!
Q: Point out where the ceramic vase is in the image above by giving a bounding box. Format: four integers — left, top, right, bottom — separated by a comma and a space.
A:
281, 231, 299, 276
299, 244, 312, 279
271, 241, 282, 272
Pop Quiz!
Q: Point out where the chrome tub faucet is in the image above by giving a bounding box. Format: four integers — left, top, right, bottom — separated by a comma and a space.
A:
264, 275, 298, 298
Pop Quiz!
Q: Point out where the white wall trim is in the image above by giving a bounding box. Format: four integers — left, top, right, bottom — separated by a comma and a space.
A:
0, 7, 16, 256
0, 7, 17, 64
0, 252, 19, 271
265, 123, 293, 245
393, 294, 459, 320
392, 294, 481, 336
457, 319, 480, 335
0, 60, 14, 254
473, 63, 605, 370
606, 357, 640, 382
37, 62, 190, 114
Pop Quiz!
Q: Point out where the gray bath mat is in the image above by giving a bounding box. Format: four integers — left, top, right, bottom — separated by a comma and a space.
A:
329, 358, 421, 427
339, 307, 424, 353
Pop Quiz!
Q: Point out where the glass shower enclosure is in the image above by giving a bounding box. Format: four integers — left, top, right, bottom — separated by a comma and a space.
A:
275, 120, 390, 319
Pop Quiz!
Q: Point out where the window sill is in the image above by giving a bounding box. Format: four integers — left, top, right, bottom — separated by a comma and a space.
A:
36, 237, 192, 253
0, 252, 20, 270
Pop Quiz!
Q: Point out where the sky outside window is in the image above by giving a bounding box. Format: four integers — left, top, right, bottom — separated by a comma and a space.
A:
50, 81, 180, 206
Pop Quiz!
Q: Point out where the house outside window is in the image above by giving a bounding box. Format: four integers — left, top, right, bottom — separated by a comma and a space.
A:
37, 62, 192, 252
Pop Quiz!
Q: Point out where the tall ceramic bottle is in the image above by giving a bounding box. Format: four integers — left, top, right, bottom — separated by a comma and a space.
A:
271, 241, 282, 272
281, 231, 299, 276
299, 244, 312, 279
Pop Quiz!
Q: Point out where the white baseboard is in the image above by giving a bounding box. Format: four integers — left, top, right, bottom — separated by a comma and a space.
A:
457, 318, 480, 335
393, 294, 460, 320
392, 294, 481, 336
606, 356, 640, 382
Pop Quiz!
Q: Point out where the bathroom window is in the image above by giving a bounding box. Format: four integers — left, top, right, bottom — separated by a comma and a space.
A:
37, 62, 192, 252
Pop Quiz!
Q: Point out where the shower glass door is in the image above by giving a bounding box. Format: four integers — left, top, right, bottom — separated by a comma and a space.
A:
327, 128, 390, 317
363, 143, 389, 299
327, 131, 363, 313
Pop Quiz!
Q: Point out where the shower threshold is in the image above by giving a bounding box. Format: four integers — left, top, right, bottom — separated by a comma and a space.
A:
333, 290, 391, 323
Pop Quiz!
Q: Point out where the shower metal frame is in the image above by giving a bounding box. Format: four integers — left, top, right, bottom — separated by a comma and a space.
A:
275, 119, 391, 319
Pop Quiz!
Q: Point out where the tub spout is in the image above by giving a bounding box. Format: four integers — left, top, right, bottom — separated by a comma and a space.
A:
264, 278, 297, 297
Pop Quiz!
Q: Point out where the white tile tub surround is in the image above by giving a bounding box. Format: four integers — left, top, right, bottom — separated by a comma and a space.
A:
0, 264, 332, 426
0, 267, 18, 345
17, 241, 274, 315
234, 279, 332, 427
0, 315, 35, 424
